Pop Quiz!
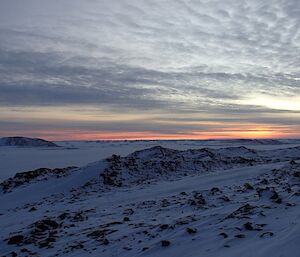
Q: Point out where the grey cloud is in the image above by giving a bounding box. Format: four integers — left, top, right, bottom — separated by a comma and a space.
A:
0, 0, 299, 137
0, 47, 299, 111
0, 118, 215, 135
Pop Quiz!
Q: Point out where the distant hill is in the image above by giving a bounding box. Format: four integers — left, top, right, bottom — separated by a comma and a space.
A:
224, 139, 283, 145
0, 137, 59, 147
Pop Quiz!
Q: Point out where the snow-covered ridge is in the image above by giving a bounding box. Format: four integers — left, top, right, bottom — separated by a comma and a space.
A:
2, 145, 300, 195
0, 166, 78, 193
0, 144, 300, 257
218, 139, 283, 145
100, 146, 264, 187
0, 145, 263, 193
2, 138, 300, 182
0, 137, 59, 147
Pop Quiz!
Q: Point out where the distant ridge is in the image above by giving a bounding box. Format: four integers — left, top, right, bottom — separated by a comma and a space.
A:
0, 136, 58, 147
224, 139, 283, 145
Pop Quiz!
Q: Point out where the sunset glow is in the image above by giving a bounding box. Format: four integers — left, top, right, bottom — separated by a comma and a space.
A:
0, 125, 296, 141
0, 0, 299, 140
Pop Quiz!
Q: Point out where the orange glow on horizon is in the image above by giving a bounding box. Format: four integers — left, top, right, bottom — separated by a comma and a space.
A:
2, 125, 299, 141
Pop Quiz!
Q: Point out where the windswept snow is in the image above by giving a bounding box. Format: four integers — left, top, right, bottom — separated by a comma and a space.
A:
0, 143, 300, 257
1, 139, 300, 181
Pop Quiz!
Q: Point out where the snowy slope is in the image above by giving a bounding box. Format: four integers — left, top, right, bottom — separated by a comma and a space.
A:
1, 139, 300, 181
0, 139, 300, 181
0, 145, 300, 257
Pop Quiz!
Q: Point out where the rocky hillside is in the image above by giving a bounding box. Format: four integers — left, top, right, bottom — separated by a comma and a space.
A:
0, 146, 265, 193
0, 145, 300, 257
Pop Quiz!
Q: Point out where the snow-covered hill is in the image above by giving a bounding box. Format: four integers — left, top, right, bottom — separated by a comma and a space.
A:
0, 137, 58, 147
0, 145, 300, 257
1, 139, 300, 181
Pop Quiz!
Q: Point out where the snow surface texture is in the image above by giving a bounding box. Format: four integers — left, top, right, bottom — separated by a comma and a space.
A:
1, 139, 300, 181
0, 143, 300, 257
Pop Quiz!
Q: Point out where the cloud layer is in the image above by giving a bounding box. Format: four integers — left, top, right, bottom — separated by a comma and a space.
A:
0, 0, 299, 139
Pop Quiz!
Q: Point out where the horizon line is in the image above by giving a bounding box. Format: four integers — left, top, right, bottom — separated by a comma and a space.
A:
2, 135, 300, 142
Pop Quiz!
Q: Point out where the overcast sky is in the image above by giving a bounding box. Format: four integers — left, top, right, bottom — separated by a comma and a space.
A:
0, 0, 299, 140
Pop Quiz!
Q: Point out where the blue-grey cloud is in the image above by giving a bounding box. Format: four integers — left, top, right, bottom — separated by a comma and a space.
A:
0, 0, 299, 137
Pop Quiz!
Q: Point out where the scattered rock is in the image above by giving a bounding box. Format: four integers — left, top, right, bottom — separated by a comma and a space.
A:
1, 167, 77, 193
34, 219, 59, 231
87, 229, 117, 239
102, 238, 109, 245
226, 204, 256, 219
271, 191, 282, 204
244, 183, 254, 190
186, 227, 197, 234
123, 208, 134, 215
211, 187, 222, 194
219, 195, 230, 202
123, 217, 130, 222
10, 251, 18, 257
7, 235, 24, 245
159, 224, 169, 230
219, 232, 228, 238
161, 240, 171, 247
235, 234, 245, 239
243, 222, 253, 231
260, 232, 274, 238
29, 206, 37, 212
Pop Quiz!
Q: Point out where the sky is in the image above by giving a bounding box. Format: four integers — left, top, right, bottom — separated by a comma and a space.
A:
0, 0, 299, 140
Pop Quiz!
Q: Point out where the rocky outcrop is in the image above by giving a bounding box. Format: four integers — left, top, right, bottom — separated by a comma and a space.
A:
99, 146, 263, 187
1, 166, 77, 193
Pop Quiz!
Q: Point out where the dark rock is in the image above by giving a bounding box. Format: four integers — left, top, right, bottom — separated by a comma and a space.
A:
189, 192, 206, 207
161, 240, 171, 247
260, 232, 274, 238
58, 212, 69, 220
123, 208, 134, 215
270, 191, 279, 200
34, 219, 59, 231
244, 183, 254, 190
123, 217, 130, 222
102, 238, 109, 245
219, 232, 228, 238
87, 229, 117, 239
235, 234, 245, 238
243, 222, 253, 231
160, 224, 169, 230
293, 171, 300, 178
219, 195, 230, 202
11, 251, 18, 257
226, 204, 256, 219
274, 198, 282, 204
29, 206, 37, 212
270, 191, 282, 204
211, 187, 222, 194
7, 235, 24, 245
186, 227, 197, 234
1, 166, 76, 193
